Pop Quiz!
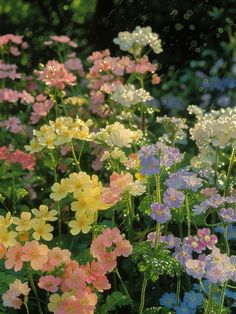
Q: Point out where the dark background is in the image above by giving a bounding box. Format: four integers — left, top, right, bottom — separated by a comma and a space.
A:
1, 0, 235, 72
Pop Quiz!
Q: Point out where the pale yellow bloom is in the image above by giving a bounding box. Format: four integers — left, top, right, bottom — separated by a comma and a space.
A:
50, 179, 69, 201
31, 218, 54, 241
68, 214, 94, 235
0, 226, 17, 247
13, 212, 32, 232
32, 205, 57, 221
0, 212, 13, 227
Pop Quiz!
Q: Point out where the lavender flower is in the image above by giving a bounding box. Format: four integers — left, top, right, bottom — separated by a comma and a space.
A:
185, 259, 205, 279
164, 187, 185, 208
150, 202, 171, 223
166, 170, 202, 192
140, 156, 160, 175
219, 208, 236, 222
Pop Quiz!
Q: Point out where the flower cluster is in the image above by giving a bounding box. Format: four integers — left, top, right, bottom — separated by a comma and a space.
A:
138, 142, 183, 175
0, 146, 35, 170
0, 88, 34, 104
2, 279, 30, 310
36, 60, 76, 90
113, 26, 163, 56
92, 122, 142, 148
26, 117, 92, 153
0, 34, 28, 56
30, 94, 54, 124
111, 83, 153, 107
50, 171, 112, 234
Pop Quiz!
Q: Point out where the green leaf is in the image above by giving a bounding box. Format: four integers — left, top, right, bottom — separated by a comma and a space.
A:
138, 195, 155, 215
16, 188, 28, 201
99, 291, 131, 313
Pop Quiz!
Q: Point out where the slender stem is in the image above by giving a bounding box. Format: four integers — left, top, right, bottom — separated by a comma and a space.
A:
78, 140, 85, 167
27, 265, 43, 314
218, 282, 227, 314
156, 174, 161, 203
204, 285, 214, 314
23, 297, 29, 314
214, 147, 219, 187
11, 166, 16, 214
128, 196, 134, 242
185, 193, 191, 237
138, 276, 148, 314
224, 148, 235, 196
176, 276, 181, 305
154, 223, 160, 250
70, 141, 80, 171
115, 268, 132, 304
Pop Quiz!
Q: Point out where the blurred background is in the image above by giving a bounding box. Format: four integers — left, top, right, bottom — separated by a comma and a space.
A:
1, 0, 236, 113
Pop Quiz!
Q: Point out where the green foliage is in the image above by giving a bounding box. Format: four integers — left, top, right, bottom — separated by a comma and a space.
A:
139, 195, 155, 215
99, 291, 131, 313
133, 242, 184, 282
143, 307, 163, 313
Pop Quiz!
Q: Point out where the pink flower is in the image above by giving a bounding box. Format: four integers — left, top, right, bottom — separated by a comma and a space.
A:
21, 240, 49, 270
2, 279, 30, 310
198, 228, 218, 250
0, 116, 23, 134
5, 243, 24, 271
64, 58, 84, 76
48, 247, 71, 267
37, 60, 76, 90
100, 227, 123, 247
114, 239, 132, 257
38, 275, 61, 293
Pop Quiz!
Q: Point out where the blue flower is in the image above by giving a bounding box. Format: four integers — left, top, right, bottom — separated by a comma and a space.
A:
183, 291, 203, 309
174, 302, 196, 314
159, 292, 176, 309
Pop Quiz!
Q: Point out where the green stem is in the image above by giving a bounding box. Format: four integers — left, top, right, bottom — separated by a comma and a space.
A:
214, 147, 219, 187
11, 166, 16, 214
27, 265, 43, 314
176, 276, 181, 306
185, 193, 191, 236
115, 268, 132, 304
138, 276, 148, 314
128, 196, 134, 242
204, 285, 214, 314
23, 300, 29, 314
71, 141, 81, 171
224, 148, 235, 196
78, 140, 85, 167
218, 282, 227, 314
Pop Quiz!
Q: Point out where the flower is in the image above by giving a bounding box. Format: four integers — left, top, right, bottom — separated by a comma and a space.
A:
185, 259, 205, 279
0, 226, 17, 247
183, 291, 203, 309
68, 214, 94, 235
50, 179, 69, 201
164, 188, 185, 208
174, 302, 196, 314
31, 218, 54, 241
167, 170, 202, 192
197, 228, 217, 250
5, 243, 23, 271
150, 203, 171, 223
32, 204, 57, 221
219, 208, 236, 222
13, 212, 32, 232
21, 240, 49, 270
38, 275, 61, 293
159, 292, 176, 309
36, 60, 76, 90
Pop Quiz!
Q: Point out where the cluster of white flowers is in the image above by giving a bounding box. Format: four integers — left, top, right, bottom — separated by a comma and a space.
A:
91, 122, 142, 148
189, 106, 236, 149
113, 26, 163, 56
156, 115, 188, 143
101, 147, 127, 163
128, 180, 146, 196
111, 84, 153, 108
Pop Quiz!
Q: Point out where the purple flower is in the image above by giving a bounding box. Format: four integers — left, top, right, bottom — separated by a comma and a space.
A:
205, 194, 225, 208
164, 188, 185, 208
166, 170, 202, 192
150, 202, 171, 223
138, 144, 157, 159
159, 234, 181, 249
193, 202, 208, 215
140, 156, 160, 175
184, 236, 205, 254
185, 259, 205, 279
219, 208, 236, 222
197, 228, 218, 250
173, 245, 192, 265
160, 146, 183, 168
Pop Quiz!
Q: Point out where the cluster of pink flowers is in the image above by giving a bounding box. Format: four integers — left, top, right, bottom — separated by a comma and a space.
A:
0, 61, 21, 80
102, 171, 133, 204
2, 279, 30, 310
36, 60, 77, 90
44, 35, 78, 48
91, 227, 132, 271
30, 94, 54, 124
0, 146, 35, 170
1, 229, 132, 313
0, 116, 23, 133
0, 88, 34, 104
0, 34, 28, 56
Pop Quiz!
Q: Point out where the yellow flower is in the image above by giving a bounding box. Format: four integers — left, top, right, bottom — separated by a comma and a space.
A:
0, 226, 17, 247
13, 212, 32, 232
50, 178, 69, 201
0, 212, 13, 227
67, 172, 91, 193
68, 214, 94, 235
32, 205, 57, 221
31, 218, 54, 241
25, 138, 42, 153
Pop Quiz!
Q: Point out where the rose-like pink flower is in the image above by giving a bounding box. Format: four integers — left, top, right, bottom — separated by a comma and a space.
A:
21, 240, 49, 270
5, 243, 23, 271
38, 275, 61, 293
198, 228, 218, 250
